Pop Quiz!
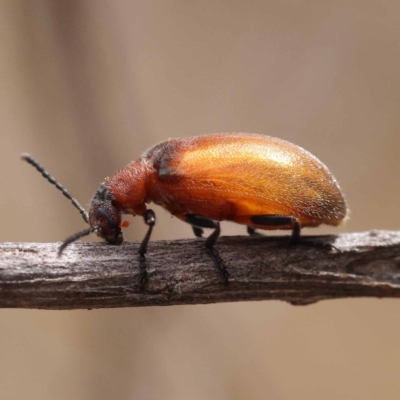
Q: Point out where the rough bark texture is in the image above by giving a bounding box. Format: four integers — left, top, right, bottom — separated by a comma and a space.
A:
1, 230, 400, 310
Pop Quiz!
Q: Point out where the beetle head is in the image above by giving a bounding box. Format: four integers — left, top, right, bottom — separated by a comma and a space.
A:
89, 186, 123, 245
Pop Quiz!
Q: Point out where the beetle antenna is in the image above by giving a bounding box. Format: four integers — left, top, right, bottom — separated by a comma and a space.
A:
58, 226, 97, 256
21, 153, 89, 224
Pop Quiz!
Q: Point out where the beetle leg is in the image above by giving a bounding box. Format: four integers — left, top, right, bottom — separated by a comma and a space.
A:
192, 226, 204, 238
138, 209, 156, 289
247, 226, 264, 236
185, 214, 230, 286
290, 220, 301, 244
250, 215, 300, 241
247, 226, 256, 235
250, 215, 338, 252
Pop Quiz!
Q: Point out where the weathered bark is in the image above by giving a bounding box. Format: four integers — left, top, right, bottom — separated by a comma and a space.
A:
1, 230, 400, 309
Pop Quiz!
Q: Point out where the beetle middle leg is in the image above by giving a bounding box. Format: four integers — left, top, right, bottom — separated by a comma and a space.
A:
247, 225, 265, 236
191, 226, 204, 238
138, 209, 156, 289
186, 214, 230, 286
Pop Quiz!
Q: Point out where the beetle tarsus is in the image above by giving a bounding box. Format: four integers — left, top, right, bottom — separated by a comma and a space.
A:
247, 226, 256, 236
192, 226, 204, 238
137, 209, 156, 289
288, 220, 338, 252
247, 226, 265, 237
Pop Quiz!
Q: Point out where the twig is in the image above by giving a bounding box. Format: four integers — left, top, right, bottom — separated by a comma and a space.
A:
1, 230, 400, 309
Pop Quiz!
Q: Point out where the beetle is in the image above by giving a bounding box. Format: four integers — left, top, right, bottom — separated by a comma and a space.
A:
22, 133, 347, 287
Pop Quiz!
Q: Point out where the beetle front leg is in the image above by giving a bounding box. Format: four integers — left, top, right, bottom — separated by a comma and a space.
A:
138, 209, 156, 289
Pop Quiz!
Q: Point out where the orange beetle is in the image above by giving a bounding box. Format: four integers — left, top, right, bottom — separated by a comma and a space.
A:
23, 133, 347, 286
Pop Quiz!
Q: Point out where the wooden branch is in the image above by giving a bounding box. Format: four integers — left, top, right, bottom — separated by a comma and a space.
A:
1, 230, 400, 309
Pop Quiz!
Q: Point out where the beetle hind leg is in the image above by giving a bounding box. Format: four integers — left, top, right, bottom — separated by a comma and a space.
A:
250, 215, 299, 240
287, 219, 337, 251
250, 215, 338, 252
186, 214, 230, 286
192, 226, 204, 238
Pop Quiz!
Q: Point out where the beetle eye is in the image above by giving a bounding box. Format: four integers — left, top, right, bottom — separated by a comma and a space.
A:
95, 210, 119, 230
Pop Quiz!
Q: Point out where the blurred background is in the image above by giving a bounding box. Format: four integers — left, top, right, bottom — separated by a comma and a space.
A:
1, 1, 400, 399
